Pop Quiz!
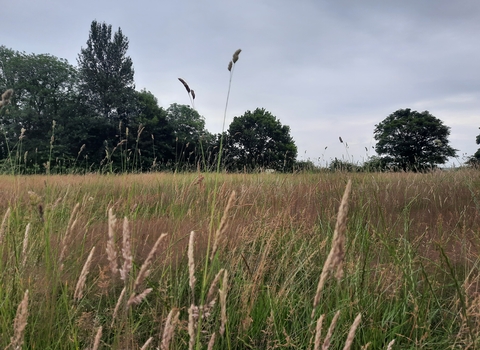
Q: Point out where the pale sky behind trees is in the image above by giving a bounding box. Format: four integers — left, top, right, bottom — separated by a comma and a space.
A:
2, 0, 480, 166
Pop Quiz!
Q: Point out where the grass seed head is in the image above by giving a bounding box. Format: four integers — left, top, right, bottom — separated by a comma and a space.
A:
232, 49, 242, 63
0, 89, 13, 107
127, 288, 153, 306
343, 313, 362, 350
133, 233, 167, 291
161, 308, 180, 350
74, 246, 96, 300
322, 310, 341, 350
106, 208, 119, 277
188, 231, 196, 298
92, 326, 102, 350
0, 207, 11, 246
178, 78, 191, 93
8, 289, 29, 350
120, 216, 133, 281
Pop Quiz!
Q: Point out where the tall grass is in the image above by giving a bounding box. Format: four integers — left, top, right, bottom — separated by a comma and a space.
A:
0, 170, 479, 348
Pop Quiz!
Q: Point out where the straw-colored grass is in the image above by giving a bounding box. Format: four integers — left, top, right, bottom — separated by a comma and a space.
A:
0, 170, 480, 348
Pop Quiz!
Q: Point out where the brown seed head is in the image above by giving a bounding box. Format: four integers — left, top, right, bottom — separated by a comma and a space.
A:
227, 61, 233, 71
1, 89, 13, 105
232, 49, 242, 63
9, 289, 29, 350
178, 78, 191, 93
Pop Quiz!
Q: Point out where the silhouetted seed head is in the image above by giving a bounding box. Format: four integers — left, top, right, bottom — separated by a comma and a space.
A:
339, 136, 343, 143
232, 49, 242, 63
178, 78, 191, 93
190, 90, 195, 100
227, 61, 233, 71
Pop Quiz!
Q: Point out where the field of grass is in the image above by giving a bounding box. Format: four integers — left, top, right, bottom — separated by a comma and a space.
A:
1, 170, 480, 349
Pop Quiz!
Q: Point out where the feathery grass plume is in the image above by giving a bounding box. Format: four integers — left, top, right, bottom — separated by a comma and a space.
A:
188, 231, 196, 299
92, 326, 102, 350
211, 190, 236, 260
339, 136, 343, 143
219, 269, 228, 336
59, 202, 80, 266
0, 89, 13, 107
322, 310, 341, 350
207, 332, 216, 350
161, 308, 180, 350
312, 180, 352, 319
132, 233, 167, 291
140, 337, 153, 350
313, 314, 325, 350
227, 61, 233, 72
111, 287, 126, 327
127, 288, 153, 306
106, 208, 119, 277
74, 246, 96, 300
206, 268, 225, 305
7, 289, 29, 350
343, 313, 362, 350
21, 223, 31, 268
0, 207, 11, 246
120, 216, 133, 281
385, 339, 395, 350
191, 89, 195, 100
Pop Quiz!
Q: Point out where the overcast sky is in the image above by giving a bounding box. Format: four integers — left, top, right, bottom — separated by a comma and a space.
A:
2, 0, 479, 166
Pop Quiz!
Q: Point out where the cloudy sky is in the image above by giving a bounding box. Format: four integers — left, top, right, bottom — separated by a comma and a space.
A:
2, 0, 479, 166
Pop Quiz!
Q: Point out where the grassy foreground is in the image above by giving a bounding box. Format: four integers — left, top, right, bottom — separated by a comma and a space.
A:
1, 170, 480, 349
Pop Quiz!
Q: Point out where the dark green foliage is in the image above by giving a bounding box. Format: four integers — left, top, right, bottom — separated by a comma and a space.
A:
329, 158, 362, 172
466, 127, 480, 167
0, 46, 79, 172
77, 20, 135, 122
132, 90, 175, 170
165, 103, 213, 169
374, 109, 457, 171
1, 22, 301, 173
362, 156, 391, 172
225, 108, 297, 171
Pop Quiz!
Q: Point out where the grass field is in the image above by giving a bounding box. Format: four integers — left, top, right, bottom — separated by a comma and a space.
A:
1, 170, 480, 349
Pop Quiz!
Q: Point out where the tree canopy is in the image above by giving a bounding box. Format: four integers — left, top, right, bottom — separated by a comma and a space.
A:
467, 127, 480, 166
77, 20, 135, 121
225, 108, 297, 171
0, 22, 301, 174
374, 109, 457, 171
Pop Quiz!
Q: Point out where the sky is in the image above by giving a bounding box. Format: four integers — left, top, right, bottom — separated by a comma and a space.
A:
2, 0, 479, 167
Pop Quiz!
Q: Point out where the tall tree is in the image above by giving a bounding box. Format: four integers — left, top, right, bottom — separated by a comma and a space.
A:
374, 109, 457, 171
77, 20, 135, 122
226, 108, 297, 171
0, 47, 79, 172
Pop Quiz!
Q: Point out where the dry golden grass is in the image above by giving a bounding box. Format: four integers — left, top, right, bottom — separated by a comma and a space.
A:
1, 170, 480, 348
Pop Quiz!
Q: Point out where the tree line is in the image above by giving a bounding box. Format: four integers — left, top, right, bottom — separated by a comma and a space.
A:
1, 20, 478, 174
0, 21, 297, 174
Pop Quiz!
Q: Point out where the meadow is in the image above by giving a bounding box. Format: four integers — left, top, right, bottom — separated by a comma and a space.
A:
1, 170, 480, 349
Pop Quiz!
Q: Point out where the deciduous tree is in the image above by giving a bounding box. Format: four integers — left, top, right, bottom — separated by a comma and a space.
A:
226, 108, 297, 171
374, 109, 457, 171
